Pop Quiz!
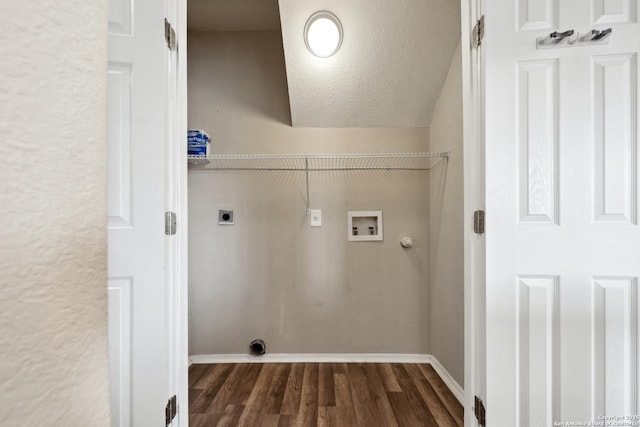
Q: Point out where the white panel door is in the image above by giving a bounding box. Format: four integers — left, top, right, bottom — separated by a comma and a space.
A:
485, 0, 640, 424
108, 0, 171, 425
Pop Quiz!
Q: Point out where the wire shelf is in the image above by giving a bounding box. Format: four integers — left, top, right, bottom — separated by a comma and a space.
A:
187, 152, 449, 171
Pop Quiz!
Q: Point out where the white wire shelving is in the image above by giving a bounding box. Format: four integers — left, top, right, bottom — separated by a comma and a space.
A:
187, 152, 449, 214
187, 152, 449, 171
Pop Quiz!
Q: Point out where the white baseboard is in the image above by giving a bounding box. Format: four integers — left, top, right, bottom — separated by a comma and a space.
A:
189, 353, 463, 404
189, 353, 432, 364
428, 355, 464, 404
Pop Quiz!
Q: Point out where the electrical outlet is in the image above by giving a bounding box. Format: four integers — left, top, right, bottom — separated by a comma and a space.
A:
310, 209, 321, 227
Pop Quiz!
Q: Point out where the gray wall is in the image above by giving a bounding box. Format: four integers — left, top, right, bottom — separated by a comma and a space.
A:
0, 1, 111, 425
188, 30, 432, 355
429, 41, 464, 385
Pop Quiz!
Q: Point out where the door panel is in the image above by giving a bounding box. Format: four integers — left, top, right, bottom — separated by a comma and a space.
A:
516, 276, 560, 426
517, 59, 559, 224
107, 62, 132, 229
485, 0, 640, 424
107, 0, 170, 425
592, 0, 636, 25
592, 277, 638, 417
108, 278, 132, 427
109, 0, 132, 35
593, 54, 637, 224
517, 0, 557, 32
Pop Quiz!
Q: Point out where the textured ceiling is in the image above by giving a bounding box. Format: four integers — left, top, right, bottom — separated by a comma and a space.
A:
188, 0, 461, 128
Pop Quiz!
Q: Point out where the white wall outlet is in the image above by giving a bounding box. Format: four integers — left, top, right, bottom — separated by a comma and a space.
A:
310, 209, 321, 227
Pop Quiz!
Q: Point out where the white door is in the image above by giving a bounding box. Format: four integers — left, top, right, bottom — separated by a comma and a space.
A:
485, 0, 640, 425
107, 0, 173, 425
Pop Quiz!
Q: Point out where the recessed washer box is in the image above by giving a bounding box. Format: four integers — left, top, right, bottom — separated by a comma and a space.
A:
218, 210, 234, 225
348, 210, 382, 241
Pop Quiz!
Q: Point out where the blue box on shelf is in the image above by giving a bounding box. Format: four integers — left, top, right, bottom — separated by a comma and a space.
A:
188, 129, 210, 156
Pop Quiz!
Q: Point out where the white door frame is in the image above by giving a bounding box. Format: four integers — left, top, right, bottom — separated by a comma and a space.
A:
169, 0, 189, 424
160, 0, 188, 424
461, 0, 486, 426
169, 1, 485, 425
176, 1, 190, 425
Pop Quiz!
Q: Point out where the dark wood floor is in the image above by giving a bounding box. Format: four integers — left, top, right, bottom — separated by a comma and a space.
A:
189, 363, 463, 427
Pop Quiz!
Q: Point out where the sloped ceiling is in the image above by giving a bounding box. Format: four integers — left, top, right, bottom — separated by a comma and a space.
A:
188, 0, 461, 128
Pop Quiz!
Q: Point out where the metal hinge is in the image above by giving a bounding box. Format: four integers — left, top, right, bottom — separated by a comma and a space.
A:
165, 395, 177, 426
164, 18, 176, 51
474, 395, 486, 426
165, 211, 177, 235
473, 210, 485, 235
472, 15, 485, 48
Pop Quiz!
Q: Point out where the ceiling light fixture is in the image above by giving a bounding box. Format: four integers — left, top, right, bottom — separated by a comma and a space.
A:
304, 11, 343, 58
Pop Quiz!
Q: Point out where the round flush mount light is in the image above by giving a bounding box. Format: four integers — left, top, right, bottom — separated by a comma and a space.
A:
304, 11, 343, 58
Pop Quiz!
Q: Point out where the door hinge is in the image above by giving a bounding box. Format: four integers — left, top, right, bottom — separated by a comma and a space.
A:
472, 15, 485, 48
473, 210, 485, 235
474, 395, 486, 426
165, 395, 177, 426
164, 18, 176, 51
165, 211, 177, 235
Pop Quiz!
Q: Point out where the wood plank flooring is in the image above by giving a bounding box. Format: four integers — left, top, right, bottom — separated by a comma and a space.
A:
189, 363, 463, 427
